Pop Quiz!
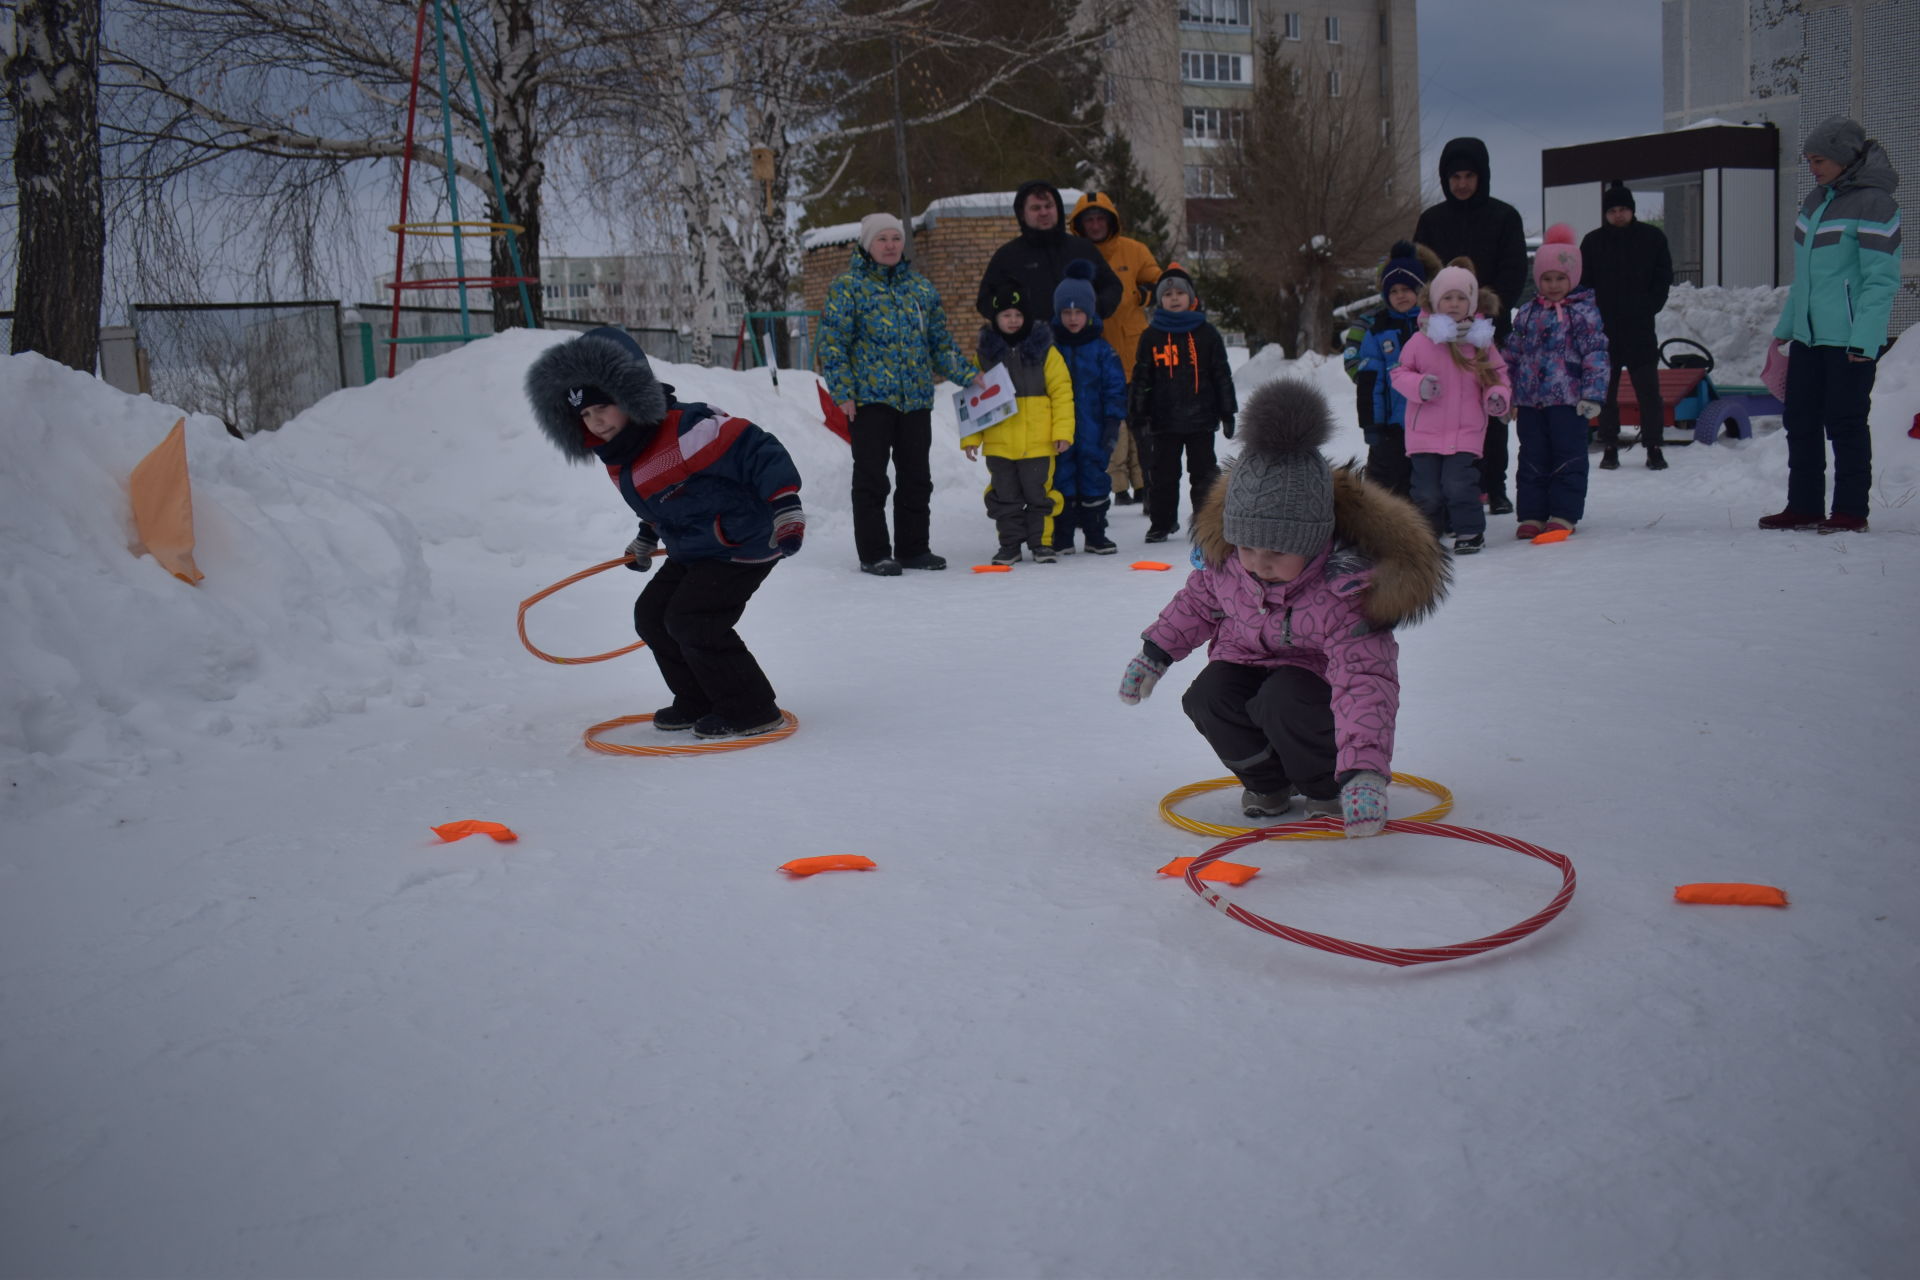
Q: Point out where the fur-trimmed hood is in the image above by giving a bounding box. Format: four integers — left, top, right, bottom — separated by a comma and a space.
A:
524, 326, 670, 462
977, 319, 1056, 368
1190, 462, 1450, 629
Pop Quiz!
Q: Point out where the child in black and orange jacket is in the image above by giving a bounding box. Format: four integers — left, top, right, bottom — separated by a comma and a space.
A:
1129, 264, 1238, 543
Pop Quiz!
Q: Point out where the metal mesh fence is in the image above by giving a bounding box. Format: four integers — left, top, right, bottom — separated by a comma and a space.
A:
131, 302, 346, 434
360, 304, 736, 371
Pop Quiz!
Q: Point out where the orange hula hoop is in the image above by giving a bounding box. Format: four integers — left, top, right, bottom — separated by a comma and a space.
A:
517, 553, 662, 664
518, 554, 800, 756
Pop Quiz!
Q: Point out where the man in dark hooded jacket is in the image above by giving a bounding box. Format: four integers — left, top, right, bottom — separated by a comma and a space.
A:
976, 180, 1122, 326
1413, 137, 1529, 513
1582, 183, 1675, 469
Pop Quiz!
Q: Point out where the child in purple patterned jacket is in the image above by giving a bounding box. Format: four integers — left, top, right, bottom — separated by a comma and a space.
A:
1116, 380, 1449, 833
1503, 224, 1610, 537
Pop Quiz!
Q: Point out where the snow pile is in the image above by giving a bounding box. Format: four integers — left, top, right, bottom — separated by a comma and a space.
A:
1657, 283, 1790, 385
0, 333, 980, 813
0, 354, 435, 810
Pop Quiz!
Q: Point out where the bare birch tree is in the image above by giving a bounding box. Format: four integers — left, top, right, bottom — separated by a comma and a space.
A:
105, 0, 636, 329
5, 0, 106, 370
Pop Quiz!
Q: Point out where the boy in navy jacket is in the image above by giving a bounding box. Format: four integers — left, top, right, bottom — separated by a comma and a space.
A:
527, 326, 803, 739
1050, 261, 1129, 554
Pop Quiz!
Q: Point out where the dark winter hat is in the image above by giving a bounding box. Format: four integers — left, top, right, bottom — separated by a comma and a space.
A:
1221, 380, 1336, 557
985, 277, 1026, 314
524, 325, 668, 461
1155, 262, 1197, 306
1378, 240, 1427, 296
567, 384, 616, 415
1803, 116, 1867, 168
1053, 259, 1098, 317
1602, 181, 1636, 213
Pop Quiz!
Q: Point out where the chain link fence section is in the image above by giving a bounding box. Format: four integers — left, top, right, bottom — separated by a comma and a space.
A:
131, 302, 347, 435
357, 304, 735, 371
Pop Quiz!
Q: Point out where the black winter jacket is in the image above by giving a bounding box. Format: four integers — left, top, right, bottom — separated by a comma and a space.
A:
1414, 137, 1529, 341
1129, 315, 1237, 436
1579, 219, 1674, 365
975, 181, 1122, 324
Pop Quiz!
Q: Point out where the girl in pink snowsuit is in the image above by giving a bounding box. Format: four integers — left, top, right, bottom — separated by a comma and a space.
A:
1117, 380, 1450, 832
1390, 260, 1512, 554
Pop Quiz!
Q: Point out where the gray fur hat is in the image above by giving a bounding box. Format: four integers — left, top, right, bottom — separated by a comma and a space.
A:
1221, 379, 1336, 556
1803, 116, 1867, 168
524, 325, 668, 461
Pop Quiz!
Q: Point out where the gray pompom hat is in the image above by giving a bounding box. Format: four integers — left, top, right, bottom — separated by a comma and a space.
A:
1221, 380, 1336, 556
1802, 117, 1867, 168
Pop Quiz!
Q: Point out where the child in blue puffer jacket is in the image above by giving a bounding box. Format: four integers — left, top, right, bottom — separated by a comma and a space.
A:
1503, 225, 1609, 538
1345, 241, 1435, 499
525, 326, 803, 740
1050, 261, 1129, 554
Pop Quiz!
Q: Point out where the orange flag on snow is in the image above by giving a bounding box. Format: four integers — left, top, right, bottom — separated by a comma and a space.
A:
129, 418, 205, 584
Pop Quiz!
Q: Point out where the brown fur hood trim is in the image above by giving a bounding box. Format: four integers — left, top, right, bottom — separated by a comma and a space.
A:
1192, 462, 1451, 628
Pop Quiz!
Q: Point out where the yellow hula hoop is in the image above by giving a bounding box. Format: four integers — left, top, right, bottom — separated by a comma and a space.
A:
1159, 772, 1454, 840
583, 710, 799, 757
387, 220, 526, 237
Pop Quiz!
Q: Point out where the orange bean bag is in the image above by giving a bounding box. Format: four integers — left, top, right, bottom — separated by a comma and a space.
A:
1674, 882, 1788, 907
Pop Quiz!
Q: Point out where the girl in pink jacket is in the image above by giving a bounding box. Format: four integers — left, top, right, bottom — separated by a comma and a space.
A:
1117, 380, 1450, 833
1390, 260, 1512, 554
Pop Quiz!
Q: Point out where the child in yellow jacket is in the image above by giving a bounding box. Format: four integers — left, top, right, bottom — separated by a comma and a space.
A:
965, 278, 1075, 565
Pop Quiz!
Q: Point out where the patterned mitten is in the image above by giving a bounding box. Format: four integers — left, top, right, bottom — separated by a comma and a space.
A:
770, 494, 806, 558
1118, 650, 1169, 705
1576, 399, 1602, 420
1340, 770, 1389, 837
1418, 374, 1441, 402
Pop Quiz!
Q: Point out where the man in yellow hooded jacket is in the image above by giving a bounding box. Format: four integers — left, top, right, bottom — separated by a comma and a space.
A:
1070, 191, 1163, 506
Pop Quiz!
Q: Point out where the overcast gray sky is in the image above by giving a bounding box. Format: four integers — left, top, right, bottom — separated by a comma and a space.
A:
1416, 0, 1666, 232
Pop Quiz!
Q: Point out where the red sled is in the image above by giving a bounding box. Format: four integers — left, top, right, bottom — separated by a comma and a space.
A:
816, 383, 852, 445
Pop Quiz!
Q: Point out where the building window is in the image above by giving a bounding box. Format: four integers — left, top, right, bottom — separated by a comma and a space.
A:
1380, 70, 1391, 98
1380, 12, 1391, 44
1287, 64, 1304, 94
1380, 117, 1392, 142
1190, 222, 1226, 256
1179, 0, 1250, 27
1184, 165, 1234, 198
1180, 51, 1250, 84
1328, 69, 1342, 97
569, 283, 589, 298
1326, 15, 1341, 43
1183, 106, 1246, 144
1104, 73, 1115, 105
1283, 12, 1301, 40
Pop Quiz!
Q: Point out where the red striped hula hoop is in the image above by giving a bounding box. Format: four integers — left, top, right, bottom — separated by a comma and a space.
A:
1183, 816, 1577, 966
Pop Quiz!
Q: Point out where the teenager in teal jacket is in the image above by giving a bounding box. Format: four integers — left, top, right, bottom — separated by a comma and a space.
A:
1762, 118, 1903, 533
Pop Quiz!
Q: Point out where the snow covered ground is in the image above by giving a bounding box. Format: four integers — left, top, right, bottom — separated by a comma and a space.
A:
3, 319, 1917, 1279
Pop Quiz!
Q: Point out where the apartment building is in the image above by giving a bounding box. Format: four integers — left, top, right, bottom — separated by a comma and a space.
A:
1663, 0, 1918, 337
1106, 1, 1421, 258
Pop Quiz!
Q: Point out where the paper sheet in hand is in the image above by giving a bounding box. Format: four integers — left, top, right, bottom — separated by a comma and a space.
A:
954, 363, 1017, 436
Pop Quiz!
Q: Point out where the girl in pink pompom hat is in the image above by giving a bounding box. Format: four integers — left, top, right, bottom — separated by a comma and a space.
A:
1502, 224, 1611, 537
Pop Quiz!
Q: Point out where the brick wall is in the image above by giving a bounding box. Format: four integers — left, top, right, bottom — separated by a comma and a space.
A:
799, 206, 1021, 359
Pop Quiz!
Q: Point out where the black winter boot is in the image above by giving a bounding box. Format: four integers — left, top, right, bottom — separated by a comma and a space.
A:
1645, 445, 1668, 470
1599, 447, 1620, 470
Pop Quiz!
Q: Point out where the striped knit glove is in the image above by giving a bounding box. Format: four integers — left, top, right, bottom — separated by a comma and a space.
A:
624, 526, 658, 572
770, 495, 806, 558
1340, 770, 1389, 838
